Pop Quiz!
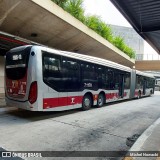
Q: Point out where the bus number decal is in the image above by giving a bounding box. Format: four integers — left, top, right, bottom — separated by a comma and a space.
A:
84, 83, 92, 87
12, 54, 22, 60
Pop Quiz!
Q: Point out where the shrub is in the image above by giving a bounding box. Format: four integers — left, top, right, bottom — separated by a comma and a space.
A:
85, 15, 113, 42
64, 0, 86, 23
51, 0, 67, 8
51, 0, 135, 59
113, 36, 125, 49
123, 46, 135, 59
113, 36, 135, 58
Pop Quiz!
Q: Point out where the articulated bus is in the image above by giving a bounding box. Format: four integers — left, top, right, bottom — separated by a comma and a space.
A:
5, 45, 155, 111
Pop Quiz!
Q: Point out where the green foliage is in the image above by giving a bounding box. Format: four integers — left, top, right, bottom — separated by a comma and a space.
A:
113, 36, 135, 58
123, 46, 136, 59
85, 15, 113, 42
51, 0, 136, 59
113, 36, 125, 49
51, 0, 67, 8
64, 0, 85, 23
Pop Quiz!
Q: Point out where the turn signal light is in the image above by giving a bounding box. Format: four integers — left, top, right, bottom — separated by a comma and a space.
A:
28, 81, 37, 104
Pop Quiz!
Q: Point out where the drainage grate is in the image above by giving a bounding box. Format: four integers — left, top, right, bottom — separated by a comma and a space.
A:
126, 134, 140, 147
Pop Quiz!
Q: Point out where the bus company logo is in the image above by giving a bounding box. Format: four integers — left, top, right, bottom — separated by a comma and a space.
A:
2, 152, 11, 157
71, 98, 75, 104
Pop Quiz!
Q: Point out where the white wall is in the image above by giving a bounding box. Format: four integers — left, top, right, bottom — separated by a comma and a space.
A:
0, 56, 5, 94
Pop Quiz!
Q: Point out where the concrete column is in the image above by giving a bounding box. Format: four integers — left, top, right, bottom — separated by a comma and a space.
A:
0, 56, 5, 95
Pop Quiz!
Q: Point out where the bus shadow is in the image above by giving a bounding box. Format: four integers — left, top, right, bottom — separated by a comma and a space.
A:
7, 96, 151, 122
7, 108, 81, 122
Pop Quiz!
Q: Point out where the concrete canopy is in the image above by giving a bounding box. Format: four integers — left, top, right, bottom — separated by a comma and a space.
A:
111, 0, 160, 54
0, 0, 135, 67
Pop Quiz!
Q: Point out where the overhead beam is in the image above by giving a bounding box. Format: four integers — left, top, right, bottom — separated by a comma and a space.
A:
0, 0, 135, 67
135, 60, 160, 71
142, 26, 160, 33
110, 0, 160, 54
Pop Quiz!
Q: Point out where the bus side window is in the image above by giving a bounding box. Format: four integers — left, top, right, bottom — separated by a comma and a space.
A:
147, 78, 155, 88
44, 57, 59, 71
62, 58, 80, 91
96, 65, 106, 89
124, 72, 130, 89
42, 52, 63, 91
136, 75, 142, 89
106, 68, 114, 90
81, 62, 97, 90
113, 70, 120, 90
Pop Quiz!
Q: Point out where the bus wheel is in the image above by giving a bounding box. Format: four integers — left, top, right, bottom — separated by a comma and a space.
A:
97, 93, 105, 107
82, 94, 92, 111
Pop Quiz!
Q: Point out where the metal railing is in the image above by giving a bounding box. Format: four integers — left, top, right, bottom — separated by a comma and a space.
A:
136, 54, 160, 61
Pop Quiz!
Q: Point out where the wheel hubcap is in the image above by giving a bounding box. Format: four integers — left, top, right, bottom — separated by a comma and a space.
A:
84, 98, 90, 107
98, 96, 103, 106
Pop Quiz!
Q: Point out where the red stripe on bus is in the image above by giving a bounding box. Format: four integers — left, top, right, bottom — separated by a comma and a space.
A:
106, 93, 118, 99
135, 91, 139, 96
0, 35, 28, 45
43, 96, 83, 109
43, 92, 128, 109
106, 92, 127, 99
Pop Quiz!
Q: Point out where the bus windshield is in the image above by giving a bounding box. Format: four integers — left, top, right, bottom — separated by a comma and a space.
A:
5, 46, 31, 80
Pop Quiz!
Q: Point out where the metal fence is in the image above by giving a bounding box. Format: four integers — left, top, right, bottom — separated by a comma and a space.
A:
136, 54, 160, 61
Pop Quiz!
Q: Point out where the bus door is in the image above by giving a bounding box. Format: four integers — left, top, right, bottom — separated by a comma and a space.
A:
143, 79, 147, 95
118, 74, 125, 98
97, 65, 106, 90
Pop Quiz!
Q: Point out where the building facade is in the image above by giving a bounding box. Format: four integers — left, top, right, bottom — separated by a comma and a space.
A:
111, 25, 144, 55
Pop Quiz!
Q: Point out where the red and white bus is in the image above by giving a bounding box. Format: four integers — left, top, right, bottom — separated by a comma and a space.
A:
5, 45, 155, 111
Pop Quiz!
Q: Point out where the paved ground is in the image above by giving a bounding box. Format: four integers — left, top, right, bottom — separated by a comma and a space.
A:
0, 92, 160, 160
0, 98, 5, 108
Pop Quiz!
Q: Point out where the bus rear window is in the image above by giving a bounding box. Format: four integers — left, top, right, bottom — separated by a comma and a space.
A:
5, 47, 31, 80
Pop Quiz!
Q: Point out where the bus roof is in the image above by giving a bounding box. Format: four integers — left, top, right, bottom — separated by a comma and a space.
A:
136, 70, 155, 79
9, 45, 132, 72
9, 45, 32, 52
37, 45, 131, 72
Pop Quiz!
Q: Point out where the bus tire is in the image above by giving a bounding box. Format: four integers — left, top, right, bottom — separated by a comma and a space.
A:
97, 93, 105, 107
82, 94, 92, 111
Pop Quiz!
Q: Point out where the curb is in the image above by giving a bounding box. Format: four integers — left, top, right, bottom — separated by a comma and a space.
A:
0, 93, 5, 98
0, 107, 16, 115
124, 118, 160, 160
130, 118, 160, 151
0, 97, 6, 108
